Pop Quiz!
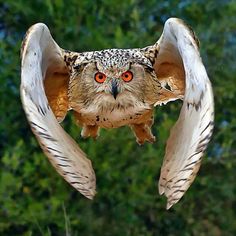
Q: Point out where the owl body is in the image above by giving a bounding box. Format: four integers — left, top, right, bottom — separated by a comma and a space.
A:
73, 98, 155, 144
72, 100, 153, 129
65, 48, 160, 142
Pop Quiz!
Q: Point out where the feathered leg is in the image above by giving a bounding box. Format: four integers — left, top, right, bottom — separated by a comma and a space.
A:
130, 115, 155, 145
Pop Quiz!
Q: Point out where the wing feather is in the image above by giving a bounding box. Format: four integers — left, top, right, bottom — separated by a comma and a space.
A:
20, 23, 96, 199
153, 18, 214, 209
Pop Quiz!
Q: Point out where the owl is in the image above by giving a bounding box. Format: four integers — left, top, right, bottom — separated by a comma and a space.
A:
21, 18, 214, 209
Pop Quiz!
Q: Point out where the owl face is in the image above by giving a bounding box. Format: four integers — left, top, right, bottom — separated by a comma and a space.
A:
82, 61, 146, 98
69, 49, 156, 111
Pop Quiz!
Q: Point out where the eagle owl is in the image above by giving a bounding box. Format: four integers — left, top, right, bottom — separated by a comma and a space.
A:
21, 18, 214, 209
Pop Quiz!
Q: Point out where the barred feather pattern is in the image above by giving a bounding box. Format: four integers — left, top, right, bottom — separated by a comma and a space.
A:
157, 18, 214, 209
20, 24, 96, 199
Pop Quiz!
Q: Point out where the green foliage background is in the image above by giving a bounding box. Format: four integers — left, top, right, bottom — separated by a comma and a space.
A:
0, 0, 236, 235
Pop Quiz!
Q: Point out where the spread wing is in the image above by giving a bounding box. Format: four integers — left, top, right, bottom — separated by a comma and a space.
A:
145, 18, 214, 209
20, 23, 96, 199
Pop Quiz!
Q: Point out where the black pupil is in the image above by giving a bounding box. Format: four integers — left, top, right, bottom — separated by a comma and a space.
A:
125, 74, 129, 78
98, 74, 103, 80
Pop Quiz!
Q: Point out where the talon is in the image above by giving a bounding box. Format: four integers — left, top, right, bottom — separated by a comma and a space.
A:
80, 130, 89, 139
137, 139, 145, 145
81, 125, 100, 139
92, 133, 100, 140
148, 135, 156, 143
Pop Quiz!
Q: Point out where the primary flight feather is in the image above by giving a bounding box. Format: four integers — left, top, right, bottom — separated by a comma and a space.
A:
21, 18, 214, 209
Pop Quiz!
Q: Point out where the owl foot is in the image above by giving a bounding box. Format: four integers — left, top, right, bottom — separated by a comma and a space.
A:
81, 125, 100, 139
130, 123, 156, 145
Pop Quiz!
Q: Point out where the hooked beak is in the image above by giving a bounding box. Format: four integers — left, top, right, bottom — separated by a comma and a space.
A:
111, 79, 119, 99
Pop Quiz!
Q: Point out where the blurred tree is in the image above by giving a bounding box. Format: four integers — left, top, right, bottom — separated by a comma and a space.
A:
0, 0, 236, 235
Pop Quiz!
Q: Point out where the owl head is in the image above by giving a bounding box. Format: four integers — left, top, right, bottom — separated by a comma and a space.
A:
67, 48, 159, 111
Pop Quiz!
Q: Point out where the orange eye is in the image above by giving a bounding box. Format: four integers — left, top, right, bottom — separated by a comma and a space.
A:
121, 71, 133, 82
94, 72, 106, 83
